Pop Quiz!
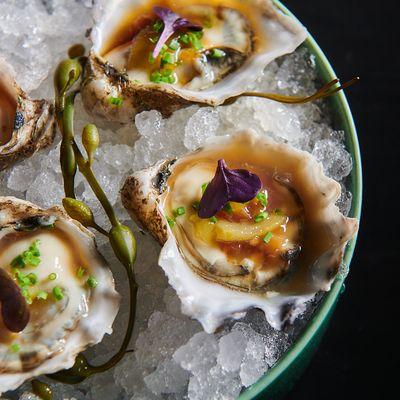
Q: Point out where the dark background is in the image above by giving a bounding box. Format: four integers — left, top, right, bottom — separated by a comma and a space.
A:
282, 1, 398, 399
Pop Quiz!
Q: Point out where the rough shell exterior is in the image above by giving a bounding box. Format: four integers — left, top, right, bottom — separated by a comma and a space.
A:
121, 131, 358, 332
0, 63, 56, 170
81, 0, 308, 122
0, 197, 120, 394
122, 158, 174, 244
81, 56, 191, 123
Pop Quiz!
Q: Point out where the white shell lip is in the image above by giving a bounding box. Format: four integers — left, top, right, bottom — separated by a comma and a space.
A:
90, 0, 308, 105
0, 197, 120, 394
160, 234, 314, 333
122, 130, 358, 333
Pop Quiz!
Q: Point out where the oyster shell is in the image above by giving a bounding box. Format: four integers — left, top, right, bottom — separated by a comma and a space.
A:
0, 61, 56, 170
81, 0, 307, 122
121, 131, 358, 332
0, 197, 119, 394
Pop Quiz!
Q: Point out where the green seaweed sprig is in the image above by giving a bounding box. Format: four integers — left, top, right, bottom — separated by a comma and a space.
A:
44, 50, 138, 385
222, 77, 360, 106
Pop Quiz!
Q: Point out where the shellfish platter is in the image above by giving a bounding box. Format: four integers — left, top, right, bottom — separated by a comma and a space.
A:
0, 1, 358, 399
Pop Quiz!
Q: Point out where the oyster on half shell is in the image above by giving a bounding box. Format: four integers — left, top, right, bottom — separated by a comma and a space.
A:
0, 62, 56, 170
121, 131, 358, 333
81, 0, 307, 122
0, 197, 119, 394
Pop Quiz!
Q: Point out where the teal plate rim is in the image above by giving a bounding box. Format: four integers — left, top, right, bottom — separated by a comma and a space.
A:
238, 1, 363, 399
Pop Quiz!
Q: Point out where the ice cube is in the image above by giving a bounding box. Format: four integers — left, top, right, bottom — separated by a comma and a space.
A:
337, 184, 353, 216
187, 365, 242, 400
217, 330, 248, 372
174, 332, 218, 376
7, 161, 38, 192
312, 139, 353, 181
135, 312, 199, 369
144, 359, 189, 395
240, 333, 269, 387
19, 393, 40, 400
25, 170, 64, 209
184, 107, 220, 150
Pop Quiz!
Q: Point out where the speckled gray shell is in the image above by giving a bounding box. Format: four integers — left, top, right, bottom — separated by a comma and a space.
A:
0, 62, 56, 170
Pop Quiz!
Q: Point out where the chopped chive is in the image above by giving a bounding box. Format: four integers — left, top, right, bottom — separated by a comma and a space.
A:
109, 97, 123, 106
77, 266, 86, 279
190, 31, 203, 50
256, 192, 268, 207
210, 48, 226, 59
11, 240, 41, 268
21, 287, 29, 298
179, 31, 203, 50
148, 52, 155, 64
161, 52, 176, 67
179, 33, 190, 44
201, 182, 209, 194
150, 70, 176, 84
153, 20, 164, 33
191, 31, 203, 39
21, 287, 32, 304
11, 255, 25, 268
87, 276, 98, 289
263, 232, 273, 244
10, 343, 20, 353
254, 212, 268, 223
192, 201, 200, 210
27, 273, 38, 286
223, 203, 233, 214
36, 291, 48, 300
166, 216, 175, 228
53, 286, 64, 301
15, 271, 31, 287
209, 216, 218, 224
48, 272, 58, 281
150, 71, 162, 83
169, 38, 180, 50
173, 207, 186, 217
149, 36, 159, 44
160, 44, 168, 55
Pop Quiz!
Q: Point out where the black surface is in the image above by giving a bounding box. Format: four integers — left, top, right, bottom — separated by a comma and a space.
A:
282, 1, 398, 399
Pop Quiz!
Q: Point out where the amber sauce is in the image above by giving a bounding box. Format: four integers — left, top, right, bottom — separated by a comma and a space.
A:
0, 225, 90, 347
214, 175, 301, 273
164, 134, 341, 295
0, 75, 17, 146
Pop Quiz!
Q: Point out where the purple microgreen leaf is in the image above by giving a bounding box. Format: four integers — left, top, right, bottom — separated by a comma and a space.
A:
0, 269, 30, 332
198, 159, 262, 219
152, 6, 202, 58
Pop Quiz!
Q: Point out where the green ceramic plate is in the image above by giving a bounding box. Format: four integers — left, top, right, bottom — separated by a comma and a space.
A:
238, 1, 362, 399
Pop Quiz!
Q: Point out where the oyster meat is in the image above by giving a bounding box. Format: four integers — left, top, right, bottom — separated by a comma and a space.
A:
82, 0, 307, 122
122, 131, 358, 333
0, 61, 56, 170
0, 197, 119, 394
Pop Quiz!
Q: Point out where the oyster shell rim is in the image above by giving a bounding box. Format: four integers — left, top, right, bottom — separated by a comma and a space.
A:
0, 196, 120, 394
81, 0, 308, 122
121, 130, 359, 332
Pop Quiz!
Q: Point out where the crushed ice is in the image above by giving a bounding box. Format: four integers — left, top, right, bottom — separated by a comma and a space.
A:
0, 1, 354, 399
